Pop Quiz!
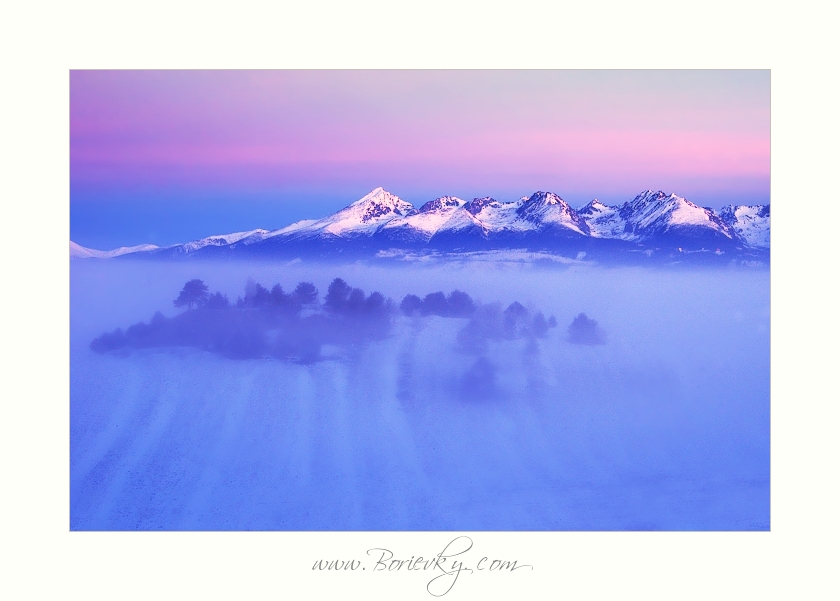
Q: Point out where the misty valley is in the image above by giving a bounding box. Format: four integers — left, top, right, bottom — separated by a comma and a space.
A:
70, 259, 769, 530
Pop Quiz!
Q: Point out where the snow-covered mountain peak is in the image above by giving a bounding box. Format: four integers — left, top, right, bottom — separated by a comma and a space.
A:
618, 189, 733, 239
303, 187, 416, 237
346, 187, 415, 220
418, 196, 467, 213
578, 199, 610, 215
578, 200, 632, 240
379, 195, 476, 240
464, 197, 501, 216
349, 186, 384, 206
525, 191, 567, 206
635, 189, 670, 201
625, 190, 697, 214
516, 191, 589, 235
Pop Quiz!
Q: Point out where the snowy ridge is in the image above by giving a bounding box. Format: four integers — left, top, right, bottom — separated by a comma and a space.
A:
462, 197, 526, 234
266, 219, 319, 236
718, 205, 770, 248
381, 196, 474, 241
70, 241, 160, 259
179, 229, 272, 252
578, 200, 635, 240
71, 187, 770, 259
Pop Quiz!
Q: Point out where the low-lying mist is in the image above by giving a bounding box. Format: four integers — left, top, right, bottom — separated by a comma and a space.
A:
70, 258, 770, 530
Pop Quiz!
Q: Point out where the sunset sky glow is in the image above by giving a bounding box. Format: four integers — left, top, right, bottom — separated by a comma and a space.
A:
70, 70, 770, 249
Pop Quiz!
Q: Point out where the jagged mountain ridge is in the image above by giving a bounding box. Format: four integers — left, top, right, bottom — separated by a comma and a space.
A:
718, 204, 771, 248
71, 187, 770, 261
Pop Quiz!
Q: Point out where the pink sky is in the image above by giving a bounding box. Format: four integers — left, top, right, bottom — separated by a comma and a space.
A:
70, 70, 769, 247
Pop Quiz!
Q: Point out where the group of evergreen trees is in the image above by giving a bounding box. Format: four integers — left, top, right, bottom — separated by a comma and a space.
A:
168, 277, 392, 318
91, 276, 603, 361
91, 277, 393, 361
399, 290, 477, 318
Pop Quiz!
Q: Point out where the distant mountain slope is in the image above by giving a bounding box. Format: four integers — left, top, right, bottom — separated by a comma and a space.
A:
70, 240, 160, 259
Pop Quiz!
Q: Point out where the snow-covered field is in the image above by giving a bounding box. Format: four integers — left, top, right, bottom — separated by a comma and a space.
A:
70, 259, 769, 530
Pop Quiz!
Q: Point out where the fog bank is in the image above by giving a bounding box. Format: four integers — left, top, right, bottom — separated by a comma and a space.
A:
71, 259, 769, 530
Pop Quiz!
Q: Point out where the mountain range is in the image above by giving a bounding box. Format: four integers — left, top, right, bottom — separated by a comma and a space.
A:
71, 187, 770, 264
